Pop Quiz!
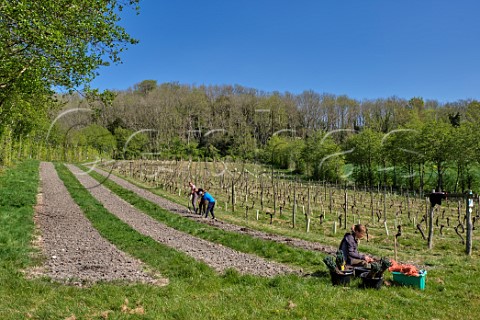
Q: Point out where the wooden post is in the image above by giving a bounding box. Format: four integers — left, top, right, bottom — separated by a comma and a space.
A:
370, 189, 374, 223
427, 205, 434, 249
307, 184, 311, 217
383, 185, 387, 222
466, 195, 473, 255
394, 237, 398, 261
231, 179, 235, 213
293, 182, 296, 229
351, 202, 356, 225
353, 184, 356, 205
260, 175, 264, 211
425, 197, 429, 221
244, 170, 248, 204
407, 191, 410, 221
324, 181, 327, 201
273, 170, 277, 216
329, 187, 333, 217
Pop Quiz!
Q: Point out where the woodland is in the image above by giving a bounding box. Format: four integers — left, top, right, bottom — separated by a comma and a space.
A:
2, 79, 480, 194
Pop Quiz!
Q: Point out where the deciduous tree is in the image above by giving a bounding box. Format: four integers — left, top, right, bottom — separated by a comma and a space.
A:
0, 0, 139, 136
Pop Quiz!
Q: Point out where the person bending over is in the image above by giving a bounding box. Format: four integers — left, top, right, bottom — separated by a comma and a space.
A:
200, 190, 216, 220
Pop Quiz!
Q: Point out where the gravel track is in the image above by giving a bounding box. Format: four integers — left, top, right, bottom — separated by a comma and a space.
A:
29, 162, 167, 286
93, 166, 338, 256
67, 165, 298, 277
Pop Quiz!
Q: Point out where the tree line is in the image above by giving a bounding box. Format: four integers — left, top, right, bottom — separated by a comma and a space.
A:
54, 80, 480, 194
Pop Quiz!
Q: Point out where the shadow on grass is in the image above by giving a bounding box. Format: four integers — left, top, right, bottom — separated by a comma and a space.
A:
303, 270, 330, 278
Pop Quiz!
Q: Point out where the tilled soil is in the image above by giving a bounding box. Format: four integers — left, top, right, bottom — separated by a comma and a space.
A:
29, 162, 167, 286
93, 166, 339, 256
67, 165, 298, 277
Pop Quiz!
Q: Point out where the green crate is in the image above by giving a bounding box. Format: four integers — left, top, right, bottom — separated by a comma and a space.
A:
392, 270, 427, 290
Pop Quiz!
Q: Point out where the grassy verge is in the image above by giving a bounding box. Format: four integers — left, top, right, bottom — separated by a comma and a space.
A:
0, 161, 478, 319
0, 161, 39, 271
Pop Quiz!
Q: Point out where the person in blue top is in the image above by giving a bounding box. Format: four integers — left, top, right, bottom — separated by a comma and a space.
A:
198, 189, 216, 219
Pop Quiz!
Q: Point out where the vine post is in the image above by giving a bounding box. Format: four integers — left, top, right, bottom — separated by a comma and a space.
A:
292, 179, 296, 229
466, 192, 474, 256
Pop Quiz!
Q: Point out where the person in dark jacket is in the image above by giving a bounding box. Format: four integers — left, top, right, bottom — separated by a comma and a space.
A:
339, 224, 373, 266
196, 188, 207, 216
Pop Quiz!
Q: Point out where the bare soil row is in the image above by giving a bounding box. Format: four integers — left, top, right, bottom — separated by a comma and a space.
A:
29, 162, 167, 286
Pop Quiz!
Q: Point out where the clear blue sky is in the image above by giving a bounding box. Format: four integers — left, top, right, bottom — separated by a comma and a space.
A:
90, 0, 480, 103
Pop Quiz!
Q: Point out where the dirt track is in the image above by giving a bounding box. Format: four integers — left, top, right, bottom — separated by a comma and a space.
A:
29, 162, 167, 286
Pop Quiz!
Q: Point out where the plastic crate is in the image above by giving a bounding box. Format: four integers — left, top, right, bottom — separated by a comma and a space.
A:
392, 270, 427, 290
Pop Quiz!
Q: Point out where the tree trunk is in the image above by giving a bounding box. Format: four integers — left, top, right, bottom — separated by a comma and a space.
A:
419, 163, 424, 198
437, 161, 443, 192
454, 163, 461, 193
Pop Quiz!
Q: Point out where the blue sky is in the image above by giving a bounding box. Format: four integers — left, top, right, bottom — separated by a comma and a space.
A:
90, 0, 480, 103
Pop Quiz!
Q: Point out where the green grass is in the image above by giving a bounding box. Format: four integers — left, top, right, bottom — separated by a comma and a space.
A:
0, 161, 479, 319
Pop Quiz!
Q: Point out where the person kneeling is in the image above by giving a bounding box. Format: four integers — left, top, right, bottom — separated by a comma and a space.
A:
339, 224, 373, 267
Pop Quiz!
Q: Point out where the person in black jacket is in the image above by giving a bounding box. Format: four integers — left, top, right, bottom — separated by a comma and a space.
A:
339, 224, 374, 266
196, 188, 207, 216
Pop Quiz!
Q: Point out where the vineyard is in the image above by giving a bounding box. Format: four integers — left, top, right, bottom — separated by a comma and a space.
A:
103, 159, 480, 260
